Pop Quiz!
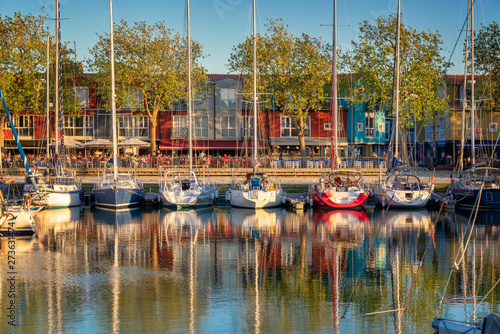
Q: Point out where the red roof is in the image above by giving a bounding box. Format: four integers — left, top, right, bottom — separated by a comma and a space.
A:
208, 74, 243, 82
445, 74, 484, 85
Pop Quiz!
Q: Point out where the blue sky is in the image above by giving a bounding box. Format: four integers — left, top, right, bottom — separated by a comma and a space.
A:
2, 0, 499, 74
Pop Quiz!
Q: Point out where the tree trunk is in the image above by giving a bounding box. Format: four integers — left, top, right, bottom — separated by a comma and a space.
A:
295, 116, 308, 157
150, 110, 158, 156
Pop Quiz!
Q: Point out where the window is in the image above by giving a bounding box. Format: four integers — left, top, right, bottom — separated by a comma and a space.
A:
74, 87, 89, 108
194, 91, 208, 110
12, 116, 33, 138
425, 124, 433, 142
438, 118, 445, 141
134, 116, 149, 137
194, 116, 208, 138
118, 115, 149, 138
221, 116, 236, 137
172, 115, 188, 138
357, 122, 363, 132
242, 116, 255, 138
123, 89, 142, 109
64, 115, 94, 138
365, 112, 375, 138
280, 116, 310, 137
489, 123, 497, 132
220, 88, 236, 110
324, 123, 332, 131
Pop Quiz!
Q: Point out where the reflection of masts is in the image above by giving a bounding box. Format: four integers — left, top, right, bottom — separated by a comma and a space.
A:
189, 230, 198, 334
111, 223, 120, 334
254, 239, 260, 334
332, 245, 339, 333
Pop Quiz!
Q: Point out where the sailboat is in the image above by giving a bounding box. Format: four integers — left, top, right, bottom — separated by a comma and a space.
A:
448, 0, 500, 210
26, 1, 84, 209
0, 89, 37, 236
92, 0, 145, 209
308, 0, 368, 210
159, 0, 218, 210
370, 0, 433, 209
225, 0, 285, 209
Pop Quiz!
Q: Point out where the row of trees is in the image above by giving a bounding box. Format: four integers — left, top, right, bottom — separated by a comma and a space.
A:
1, 11, 499, 156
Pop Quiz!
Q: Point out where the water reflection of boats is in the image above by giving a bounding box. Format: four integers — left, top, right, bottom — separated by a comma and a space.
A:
160, 207, 215, 232
456, 208, 500, 225
228, 208, 286, 235
34, 207, 82, 225
312, 209, 369, 228
376, 209, 432, 232
0, 235, 35, 254
93, 207, 144, 225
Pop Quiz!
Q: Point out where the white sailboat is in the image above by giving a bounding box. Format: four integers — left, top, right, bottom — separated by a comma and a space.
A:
26, 0, 83, 209
92, 0, 145, 209
371, 0, 433, 209
159, 0, 217, 210
225, 0, 285, 209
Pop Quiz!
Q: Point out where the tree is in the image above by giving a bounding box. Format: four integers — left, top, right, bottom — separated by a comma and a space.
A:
345, 15, 450, 160
0, 12, 80, 151
227, 19, 331, 157
87, 20, 207, 155
0, 12, 48, 148
471, 21, 500, 110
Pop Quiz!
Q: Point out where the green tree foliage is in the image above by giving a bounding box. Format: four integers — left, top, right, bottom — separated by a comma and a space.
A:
0, 12, 80, 148
87, 20, 207, 155
346, 15, 450, 131
471, 21, 500, 109
227, 19, 331, 157
0, 12, 48, 147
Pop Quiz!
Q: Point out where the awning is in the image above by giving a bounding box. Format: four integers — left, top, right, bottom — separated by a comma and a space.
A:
435, 140, 450, 147
455, 140, 500, 148
159, 140, 268, 150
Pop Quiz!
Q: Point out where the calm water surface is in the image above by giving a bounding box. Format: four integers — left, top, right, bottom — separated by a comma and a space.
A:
1, 205, 499, 333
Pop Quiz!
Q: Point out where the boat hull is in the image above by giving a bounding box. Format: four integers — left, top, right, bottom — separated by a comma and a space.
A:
228, 189, 284, 209
372, 187, 431, 209
93, 187, 144, 209
32, 188, 84, 209
0, 207, 36, 236
160, 189, 216, 210
453, 186, 500, 209
308, 190, 368, 209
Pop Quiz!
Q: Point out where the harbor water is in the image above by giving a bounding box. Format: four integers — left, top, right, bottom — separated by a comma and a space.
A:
1, 206, 499, 333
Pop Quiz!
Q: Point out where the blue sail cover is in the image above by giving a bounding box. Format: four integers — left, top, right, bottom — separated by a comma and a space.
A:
0, 88, 38, 192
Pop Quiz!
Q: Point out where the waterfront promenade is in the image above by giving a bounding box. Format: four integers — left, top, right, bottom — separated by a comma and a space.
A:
3, 166, 454, 185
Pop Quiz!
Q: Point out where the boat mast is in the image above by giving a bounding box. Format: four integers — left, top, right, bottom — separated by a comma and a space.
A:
459, 0, 471, 172
392, 0, 401, 161
110, 0, 118, 181
470, 0, 475, 167
46, 34, 50, 160
187, 0, 193, 172
252, 0, 258, 169
332, 0, 338, 170
55, 0, 60, 157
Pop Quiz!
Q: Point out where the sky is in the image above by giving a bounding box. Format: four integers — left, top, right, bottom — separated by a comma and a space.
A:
2, 0, 499, 75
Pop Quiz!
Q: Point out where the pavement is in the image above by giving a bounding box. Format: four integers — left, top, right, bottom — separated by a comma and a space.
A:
75, 169, 454, 185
